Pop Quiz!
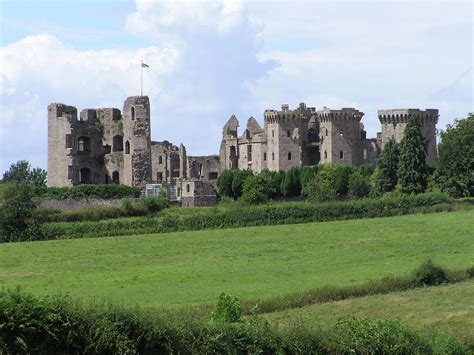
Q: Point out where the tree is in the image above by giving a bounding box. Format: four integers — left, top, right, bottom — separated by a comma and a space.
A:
231, 169, 253, 199
2, 160, 47, 187
302, 164, 338, 202
435, 114, 474, 197
0, 182, 38, 242
281, 167, 301, 197
241, 173, 275, 204
398, 118, 428, 194
348, 171, 371, 199
217, 170, 234, 199
374, 138, 399, 194
334, 165, 354, 196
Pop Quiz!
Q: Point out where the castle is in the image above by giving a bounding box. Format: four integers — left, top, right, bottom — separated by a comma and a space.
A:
47, 96, 439, 193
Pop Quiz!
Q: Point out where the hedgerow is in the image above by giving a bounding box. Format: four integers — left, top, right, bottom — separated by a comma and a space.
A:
38, 192, 451, 240
0, 288, 468, 354
37, 184, 141, 200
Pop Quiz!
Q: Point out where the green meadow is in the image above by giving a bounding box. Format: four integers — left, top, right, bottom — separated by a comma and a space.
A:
1, 210, 473, 307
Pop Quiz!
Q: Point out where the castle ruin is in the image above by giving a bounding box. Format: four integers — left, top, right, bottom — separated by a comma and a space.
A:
48, 96, 439, 193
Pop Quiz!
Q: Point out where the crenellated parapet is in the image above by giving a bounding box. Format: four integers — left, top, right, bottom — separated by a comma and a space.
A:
264, 103, 316, 124
378, 109, 439, 124
316, 107, 364, 122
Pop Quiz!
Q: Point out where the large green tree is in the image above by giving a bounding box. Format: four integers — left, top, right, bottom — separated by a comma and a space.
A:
397, 118, 428, 194
374, 138, 399, 194
435, 114, 474, 197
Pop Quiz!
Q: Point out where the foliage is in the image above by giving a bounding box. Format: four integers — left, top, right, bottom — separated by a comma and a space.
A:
211, 293, 242, 323
375, 138, 400, 195
231, 169, 253, 199
241, 172, 276, 204
40, 184, 141, 200
36, 192, 451, 241
0, 288, 468, 354
2, 160, 47, 187
398, 118, 428, 194
435, 114, 474, 197
334, 164, 354, 196
0, 182, 40, 242
302, 164, 338, 202
348, 171, 371, 199
281, 167, 301, 197
412, 259, 448, 286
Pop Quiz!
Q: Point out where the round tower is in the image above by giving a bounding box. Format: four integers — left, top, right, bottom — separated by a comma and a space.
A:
378, 109, 439, 164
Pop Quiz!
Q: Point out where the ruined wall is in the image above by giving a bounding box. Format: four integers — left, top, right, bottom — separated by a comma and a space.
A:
180, 180, 217, 207
219, 115, 239, 170
378, 109, 438, 164
187, 155, 221, 181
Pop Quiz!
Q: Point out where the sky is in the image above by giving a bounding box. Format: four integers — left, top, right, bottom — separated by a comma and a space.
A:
0, 0, 472, 173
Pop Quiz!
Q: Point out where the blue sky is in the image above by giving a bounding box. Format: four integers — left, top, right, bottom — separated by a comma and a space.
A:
1, 0, 472, 173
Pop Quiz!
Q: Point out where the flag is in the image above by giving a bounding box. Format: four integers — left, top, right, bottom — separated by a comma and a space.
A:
141, 62, 150, 68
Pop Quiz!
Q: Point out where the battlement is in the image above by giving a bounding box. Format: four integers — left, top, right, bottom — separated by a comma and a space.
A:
316, 107, 364, 122
48, 103, 78, 122
264, 102, 316, 124
378, 109, 439, 124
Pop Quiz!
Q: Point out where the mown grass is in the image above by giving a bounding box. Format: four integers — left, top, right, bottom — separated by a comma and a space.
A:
0, 210, 473, 307
265, 279, 474, 345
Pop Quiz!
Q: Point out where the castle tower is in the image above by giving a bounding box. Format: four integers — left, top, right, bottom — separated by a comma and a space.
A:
219, 115, 239, 170
179, 144, 187, 179
317, 107, 364, 166
264, 103, 315, 171
122, 96, 152, 187
47, 103, 78, 187
378, 109, 438, 164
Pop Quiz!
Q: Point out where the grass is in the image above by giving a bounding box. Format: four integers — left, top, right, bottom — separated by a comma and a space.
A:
265, 279, 474, 344
0, 210, 473, 308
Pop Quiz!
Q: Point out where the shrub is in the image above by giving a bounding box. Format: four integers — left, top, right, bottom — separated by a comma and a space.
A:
334, 164, 354, 196
348, 171, 371, 199
41, 184, 141, 200
211, 293, 242, 323
412, 259, 448, 286
217, 170, 234, 199
232, 170, 253, 199
281, 167, 301, 197
241, 173, 275, 204
139, 196, 169, 213
302, 164, 338, 202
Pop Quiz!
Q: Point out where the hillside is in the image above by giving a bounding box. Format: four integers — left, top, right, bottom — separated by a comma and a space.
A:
1, 210, 473, 307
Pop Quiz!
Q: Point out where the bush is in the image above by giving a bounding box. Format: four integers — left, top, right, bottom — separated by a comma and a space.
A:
348, 171, 371, 199
36, 192, 451, 241
211, 293, 242, 323
40, 184, 141, 200
302, 164, 338, 202
412, 259, 448, 286
334, 164, 354, 196
241, 173, 276, 205
217, 170, 234, 199
232, 170, 253, 199
0, 289, 468, 354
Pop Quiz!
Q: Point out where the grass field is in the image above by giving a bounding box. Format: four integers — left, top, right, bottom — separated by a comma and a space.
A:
0, 210, 473, 308
265, 279, 474, 343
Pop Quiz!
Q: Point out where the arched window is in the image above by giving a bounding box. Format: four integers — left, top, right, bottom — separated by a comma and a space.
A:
77, 136, 90, 152
113, 135, 123, 152
324, 151, 328, 159
131, 107, 135, 120
112, 171, 120, 184
79, 167, 91, 184
125, 140, 130, 154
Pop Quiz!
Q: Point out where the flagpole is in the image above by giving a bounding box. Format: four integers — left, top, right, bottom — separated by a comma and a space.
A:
140, 58, 143, 96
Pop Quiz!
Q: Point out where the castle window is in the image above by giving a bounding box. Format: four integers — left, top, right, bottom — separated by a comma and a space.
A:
272, 130, 274, 138
363, 148, 368, 160
339, 129, 343, 136
209, 172, 218, 180
287, 130, 290, 137
288, 152, 292, 160
263, 153, 267, 161
105, 174, 109, 184
66, 134, 73, 149
272, 152, 275, 160
157, 172, 163, 182
340, 151, 344, 159
77, 136, 90, 153
68, 166, 74, 180
325, 129, 328, 136
112, 171, 120, 184
187, 183, 190, 193
159, 156, 163, 164
131, 106, 135, 120
324, 151, 327, 159
125, 141, 130, 154
247, 145, 252, 162
112, 135, 123, 152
